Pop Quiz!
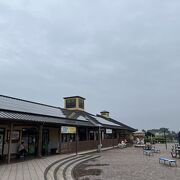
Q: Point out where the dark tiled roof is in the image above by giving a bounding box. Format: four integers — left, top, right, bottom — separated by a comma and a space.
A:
0, 110, 95, 127
100, 110, 109, 113
63, 110, 100, 126
0, 95, 136, 131
96, 114, 136, 131
90, 114, 121, 127
64, 96, 85, 100
64, 110, 130, 130
0, 95, 65, 118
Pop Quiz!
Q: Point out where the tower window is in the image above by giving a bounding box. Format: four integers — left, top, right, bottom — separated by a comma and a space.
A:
79, 99, 84, 109
66, 98, 76, 108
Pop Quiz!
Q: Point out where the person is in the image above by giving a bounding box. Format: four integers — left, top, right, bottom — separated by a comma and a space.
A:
18, 141, 27, 158
69, 136, 73, 142
136, 137, 140, 144
121, 140, 127, 148
145, 142, 152, 150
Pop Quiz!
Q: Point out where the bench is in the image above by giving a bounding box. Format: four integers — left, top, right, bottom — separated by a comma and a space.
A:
171, 151, 177, 158
143, 150, 154, 156
159, 157, 177, 166
118, 143, 127, 149
134, 144, 145, 148
151, 147, 161, 153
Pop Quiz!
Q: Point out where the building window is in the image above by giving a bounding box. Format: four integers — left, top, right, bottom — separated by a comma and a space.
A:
113, 131, 117, 139
7, 130, 20, 142
78, 128, 87, 141
79, 99, 84, 109
62, 134, 75, 143
105, 134, 113, 139
89, 131, 95, 140
66, 98, 76, 108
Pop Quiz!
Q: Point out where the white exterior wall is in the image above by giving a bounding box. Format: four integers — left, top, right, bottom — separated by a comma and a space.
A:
48, 128, 59, 153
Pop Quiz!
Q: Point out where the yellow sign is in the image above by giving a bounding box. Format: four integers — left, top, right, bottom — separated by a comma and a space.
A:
61, 126, 76, 134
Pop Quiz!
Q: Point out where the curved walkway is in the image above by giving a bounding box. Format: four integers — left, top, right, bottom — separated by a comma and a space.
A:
0, 147, 110, 180
44, 153, 100, 180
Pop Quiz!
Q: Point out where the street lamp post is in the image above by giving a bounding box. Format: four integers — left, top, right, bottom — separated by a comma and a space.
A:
164, 130, 167, 150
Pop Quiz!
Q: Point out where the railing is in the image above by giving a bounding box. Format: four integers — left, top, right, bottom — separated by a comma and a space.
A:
60, 139, 119, 154
102, 139, 114, 148
60, 142, 76, 154
77, 140, 99, 152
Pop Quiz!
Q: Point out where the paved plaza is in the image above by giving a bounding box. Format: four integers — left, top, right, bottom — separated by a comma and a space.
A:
0, 144, 180, 180
74, 144, 180, 180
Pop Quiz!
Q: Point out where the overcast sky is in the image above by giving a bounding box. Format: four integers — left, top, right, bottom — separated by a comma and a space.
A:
0, 0, 180, 132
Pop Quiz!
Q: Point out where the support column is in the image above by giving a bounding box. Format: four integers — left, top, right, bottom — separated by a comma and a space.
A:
76, 127, 78, 155
98, 125, 101, 152
8, 123, 13, 164
59, 127, 62, 154
113, 130, 114, 148
94, 131, 96, 140
86, 128, 88, 141
37, 124, 43, 157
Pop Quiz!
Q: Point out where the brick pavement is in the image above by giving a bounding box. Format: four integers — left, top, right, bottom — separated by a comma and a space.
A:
0, 144, 179, 180
74, 144, 180, 180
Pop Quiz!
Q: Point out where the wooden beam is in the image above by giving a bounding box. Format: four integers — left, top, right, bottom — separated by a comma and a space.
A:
7, 123, 13, 164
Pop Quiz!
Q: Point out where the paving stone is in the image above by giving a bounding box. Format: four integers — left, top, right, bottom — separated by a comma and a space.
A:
75, 144, 180, 180
1, 145, 179, 180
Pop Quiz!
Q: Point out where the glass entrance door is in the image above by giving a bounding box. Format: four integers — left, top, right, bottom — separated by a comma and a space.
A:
22, 128, 37, 156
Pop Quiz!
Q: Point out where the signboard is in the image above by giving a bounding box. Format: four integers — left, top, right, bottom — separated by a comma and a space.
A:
61, 126, 76, 134
7, 130, 20, 141
106, 129, 112, 134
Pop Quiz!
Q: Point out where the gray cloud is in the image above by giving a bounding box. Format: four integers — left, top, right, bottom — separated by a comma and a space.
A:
0, 0, 180, 131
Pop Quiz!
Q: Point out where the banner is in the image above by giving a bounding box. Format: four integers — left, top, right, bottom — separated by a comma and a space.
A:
106, 129, 112, 134
61, 126, 76, 134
